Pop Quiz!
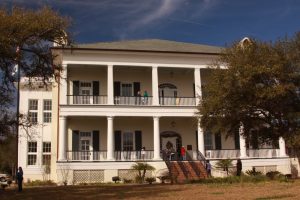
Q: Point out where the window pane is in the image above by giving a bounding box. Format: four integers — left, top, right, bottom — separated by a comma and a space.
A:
43, 112, 52, 123
43, 100, 52, 111
43, 142, 51, 153
123, 132, 133, 151
29, 112, 38, 123
42, 155, 51, 165
121, 84, 132, 96
28, 142, 37, 152
204, 131, 213, 150
27, 155, 37, 165
29, 100, 38, 110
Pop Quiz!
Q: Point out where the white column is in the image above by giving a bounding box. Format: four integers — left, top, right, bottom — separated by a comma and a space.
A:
107, 65, 114, 105
279, 137, 287, 157
58, 116, 67, 161
197, 120, 205, 155
107, 116, 115, 160
153, 116, 161, 160
152, 66, 159, 106
239, 123, 247, 158
60, 64, 68, 105
194, 67, 202, 105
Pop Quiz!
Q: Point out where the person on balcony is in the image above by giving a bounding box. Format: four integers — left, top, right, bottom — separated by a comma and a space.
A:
136, 91, 141, 105
143, 90, 148, 104
141, 147, 146, 160
180, 146, 186, 161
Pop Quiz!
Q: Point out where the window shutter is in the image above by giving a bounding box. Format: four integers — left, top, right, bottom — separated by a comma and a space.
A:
234, 128, 240, 149
135, 131, 142, 150
93, 81, 99, 96
215, 132, 222, 150
114, 81, 121, 96
133, 82, 140, 96
193, 83, 195, 97
72, 130, 79, 151
195, 131, 198, 151
93, 130, 100, 151
114, 130, 121, 151
73, 81, 79, 95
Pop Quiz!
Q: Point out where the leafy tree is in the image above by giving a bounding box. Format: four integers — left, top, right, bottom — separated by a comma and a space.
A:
0, 6, 71, 137
198, 34, 300, 145
215, 159, 233, 175
131, 162, 155, 183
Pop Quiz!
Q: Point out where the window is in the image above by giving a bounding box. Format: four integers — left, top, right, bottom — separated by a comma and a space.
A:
27, 142, 37, 165
42, 142, 51, 165
204, 131, 213, 150
123, 132, 133, 151
28, 100, 38, 124
43, 100, 52, 123
80, 82, 92, 104
121, 84, 133, 96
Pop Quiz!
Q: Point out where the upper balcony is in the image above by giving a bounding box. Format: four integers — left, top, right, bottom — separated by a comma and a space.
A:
61, 65, 210, 107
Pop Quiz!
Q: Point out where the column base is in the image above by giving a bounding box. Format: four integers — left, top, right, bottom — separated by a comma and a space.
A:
152, 157, 163, 161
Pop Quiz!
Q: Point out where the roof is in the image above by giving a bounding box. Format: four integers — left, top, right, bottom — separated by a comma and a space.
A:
59, 39, 223, 54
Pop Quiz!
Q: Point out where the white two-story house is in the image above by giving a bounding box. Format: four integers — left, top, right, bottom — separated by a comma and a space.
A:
18, 39, 291, 184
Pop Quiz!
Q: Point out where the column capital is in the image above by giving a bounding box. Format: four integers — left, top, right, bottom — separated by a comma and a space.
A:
152, 65, 158, 69
107, 116, 114, 120
153, 116, 161, 120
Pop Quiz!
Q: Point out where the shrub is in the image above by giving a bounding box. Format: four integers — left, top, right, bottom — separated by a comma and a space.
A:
123, 178, 133, 184
112, 176, 120, 183
245, 168, 263, 176
24, 180, 56, 187
266, 171, 282, 180
215, 159, 233, 175
145, 177, 156, 184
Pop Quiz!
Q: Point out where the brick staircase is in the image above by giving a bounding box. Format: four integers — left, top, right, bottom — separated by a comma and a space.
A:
166, 161, 208, 183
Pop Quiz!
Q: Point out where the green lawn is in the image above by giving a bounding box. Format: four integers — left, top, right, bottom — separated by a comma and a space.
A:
1, 180, 300, 200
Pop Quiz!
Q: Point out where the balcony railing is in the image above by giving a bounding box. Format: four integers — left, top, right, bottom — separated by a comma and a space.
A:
205, 149, 281, 159
206, 149, 241, 159
159, 97, 196, 106
114, 96, 153, 106
66, 95, 196, 106
67, 95, 107, 105
247, 149, 280, 158
115, 150, 154, 161
66, 151, 107, 161
66, 150, 154, 161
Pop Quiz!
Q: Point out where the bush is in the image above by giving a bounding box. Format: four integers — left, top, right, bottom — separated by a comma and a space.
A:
245, 168, 263, 176
190, 175, 268, 184
145, 177, 156, 184
24, 180, 56, 187
266, 171, 282, 180
123, 178, 133, 184
112, 176, 120, 183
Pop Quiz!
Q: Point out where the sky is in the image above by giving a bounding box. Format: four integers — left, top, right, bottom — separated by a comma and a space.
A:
1, 0, 300, 47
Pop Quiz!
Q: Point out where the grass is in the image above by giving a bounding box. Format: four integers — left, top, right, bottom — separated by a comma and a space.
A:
0, 179, 300, 200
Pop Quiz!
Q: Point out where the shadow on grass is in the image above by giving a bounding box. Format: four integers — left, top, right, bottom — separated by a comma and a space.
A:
255, 194, 296, 200
0, 184, 185, 200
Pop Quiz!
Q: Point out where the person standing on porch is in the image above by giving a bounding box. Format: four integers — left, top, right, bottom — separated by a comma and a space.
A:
16, 166, 23, 192
141, 147, 146, 160
180, 146, 186, 161
236, 159, 242, 176
143, 90, 148, 104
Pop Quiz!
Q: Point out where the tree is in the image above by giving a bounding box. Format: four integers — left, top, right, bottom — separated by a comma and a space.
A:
131, 162, 155, 183
198, 34, 300, 145
0, 6, 71, 137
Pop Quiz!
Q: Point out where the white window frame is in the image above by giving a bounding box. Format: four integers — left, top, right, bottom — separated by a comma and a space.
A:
28, 99, 38, 124
43, 100, 52, 123
42, 142, 51, 165
27, 141, 37, 166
